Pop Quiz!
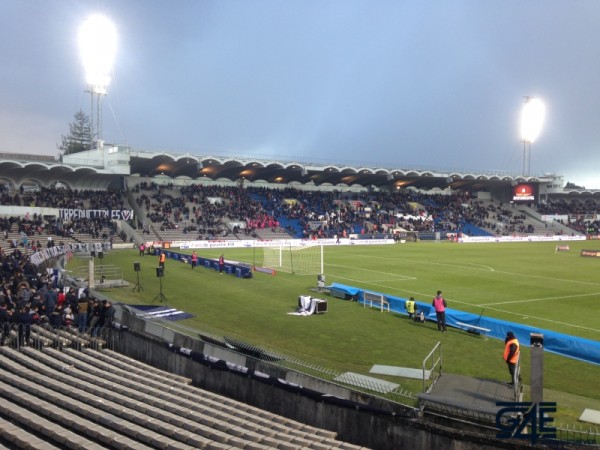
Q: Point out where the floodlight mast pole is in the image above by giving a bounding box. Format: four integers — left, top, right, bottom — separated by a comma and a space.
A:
96, 88, 105, 150
522, 96, 532, 177
522, 139, 531, 177
85, 88, 104, 149
87, 88, 94, 149
96, 89, 102, 147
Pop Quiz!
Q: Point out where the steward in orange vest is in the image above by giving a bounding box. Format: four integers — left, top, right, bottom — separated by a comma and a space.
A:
503, 331, 520, 385
158, 252, 166, 272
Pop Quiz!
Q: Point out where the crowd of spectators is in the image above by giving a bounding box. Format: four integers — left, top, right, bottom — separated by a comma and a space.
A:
131, 183, 600, 239
0, 245, 114, 347
2, 183, 600, 252
536, 199, 600, 234
135, 182, 280, 239
0, 187, 123, 252
0, 186, 124, 210
245, 188, 544, 238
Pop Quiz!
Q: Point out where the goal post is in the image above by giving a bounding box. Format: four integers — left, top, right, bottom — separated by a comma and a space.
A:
262, 244, 324, 275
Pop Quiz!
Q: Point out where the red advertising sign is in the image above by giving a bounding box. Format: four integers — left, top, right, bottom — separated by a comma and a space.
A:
512, 184, 536, 202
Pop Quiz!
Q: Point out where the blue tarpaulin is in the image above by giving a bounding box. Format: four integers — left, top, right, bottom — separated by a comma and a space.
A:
333, 284, 600, 366
328, 283, 361, 296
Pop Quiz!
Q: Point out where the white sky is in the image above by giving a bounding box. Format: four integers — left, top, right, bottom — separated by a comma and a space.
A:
2, 1, 600, 188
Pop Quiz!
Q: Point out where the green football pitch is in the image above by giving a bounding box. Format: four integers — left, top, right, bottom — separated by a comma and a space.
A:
71, 240, 600, 425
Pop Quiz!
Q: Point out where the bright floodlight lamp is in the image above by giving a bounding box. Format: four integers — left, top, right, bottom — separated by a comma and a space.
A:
78, 14, 117, 149
520, 97, 546, 177
521, 97, 545, 143
78, 15, 117, 93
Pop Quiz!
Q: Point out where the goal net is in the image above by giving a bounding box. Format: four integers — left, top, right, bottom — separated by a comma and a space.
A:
262, 244, 323, 275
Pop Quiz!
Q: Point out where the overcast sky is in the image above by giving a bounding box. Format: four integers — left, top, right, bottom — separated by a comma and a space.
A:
2, 1, 600, 188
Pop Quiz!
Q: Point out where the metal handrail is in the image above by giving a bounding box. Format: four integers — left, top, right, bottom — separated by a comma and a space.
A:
422, 341, 442, 393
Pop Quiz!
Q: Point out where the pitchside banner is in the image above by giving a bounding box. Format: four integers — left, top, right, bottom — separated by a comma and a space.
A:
59, 209, 134, 221
29, 242, 104, 266
177, 238, 396, 250
460, 235, 585, 243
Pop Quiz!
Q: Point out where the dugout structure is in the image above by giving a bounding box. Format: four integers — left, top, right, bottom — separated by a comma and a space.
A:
392, 230, 419, 242
262, 244, 323, 275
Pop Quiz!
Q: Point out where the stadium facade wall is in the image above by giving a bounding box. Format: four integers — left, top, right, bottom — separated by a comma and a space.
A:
111, 307, 539, 450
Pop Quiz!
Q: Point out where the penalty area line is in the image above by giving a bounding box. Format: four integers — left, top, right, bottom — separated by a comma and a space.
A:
482, 292, 600, 306
330, 264, 416, 281
478, 304, 600, 335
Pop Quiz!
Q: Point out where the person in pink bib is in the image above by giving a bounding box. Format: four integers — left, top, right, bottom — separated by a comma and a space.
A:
432, 290, 447, 332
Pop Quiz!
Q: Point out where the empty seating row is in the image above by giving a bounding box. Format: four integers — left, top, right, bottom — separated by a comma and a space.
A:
0, 414, 63, 450
0, 383, 113, 450
41, 347, 343, 448
64, 348, 341, 443
0, 346, 364, 449
0, 348, 208, 449
96, 348, 192, 384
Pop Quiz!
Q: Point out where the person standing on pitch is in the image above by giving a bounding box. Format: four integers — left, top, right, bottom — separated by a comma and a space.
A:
191, 251, 198, 270
504, 331, 520, 385
218, 254, 225, 274
432, 290, 447, 332
158, 251, 166, 274
405, 297, 416, 319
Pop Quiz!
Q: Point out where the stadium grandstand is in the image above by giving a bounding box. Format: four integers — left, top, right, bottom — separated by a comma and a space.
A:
0, 148, 599, 243
1, 148, 600, 449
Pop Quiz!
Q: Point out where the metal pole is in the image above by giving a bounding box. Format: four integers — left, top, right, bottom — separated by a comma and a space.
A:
97, 91, 103, 145
522, 139, 532, 177
89, 89, 95, 150
522, 140, 528, 176
530, 333, 544, 404
320, 244, 324, 275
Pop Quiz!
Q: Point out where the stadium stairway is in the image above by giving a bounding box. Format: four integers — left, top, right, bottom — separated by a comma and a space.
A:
458, 221, 493, 237
276, 217, 304, 238
516, 204, 580, 236
0, 343, 367, 450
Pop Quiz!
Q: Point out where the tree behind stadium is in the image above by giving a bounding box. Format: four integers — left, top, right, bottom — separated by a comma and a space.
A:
58, 110, 93, 155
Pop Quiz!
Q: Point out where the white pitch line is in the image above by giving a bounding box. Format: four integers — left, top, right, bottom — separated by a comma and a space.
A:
490, 269, 600, 287
340, 253, 496, 272
483, 292, 600, 306
329, 264, 416, 280
477, 305, 600, 334
331, 275, 442, 303
441, 260, 495, 272
338, 252, 600, 287
332, 273, 479, 308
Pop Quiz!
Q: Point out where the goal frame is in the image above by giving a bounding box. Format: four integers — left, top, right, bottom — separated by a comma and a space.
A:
262, 244, 324, 275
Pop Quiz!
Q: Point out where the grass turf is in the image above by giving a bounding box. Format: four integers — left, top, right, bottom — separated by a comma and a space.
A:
69, 240, 600, 425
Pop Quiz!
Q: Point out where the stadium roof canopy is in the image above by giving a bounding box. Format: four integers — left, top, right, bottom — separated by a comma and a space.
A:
127, 150, 548, 192
0, 149, 594, 195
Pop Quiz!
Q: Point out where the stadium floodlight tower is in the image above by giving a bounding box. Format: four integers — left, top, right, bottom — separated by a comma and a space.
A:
78, 14, 117, 151
520, 97, 546, 177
